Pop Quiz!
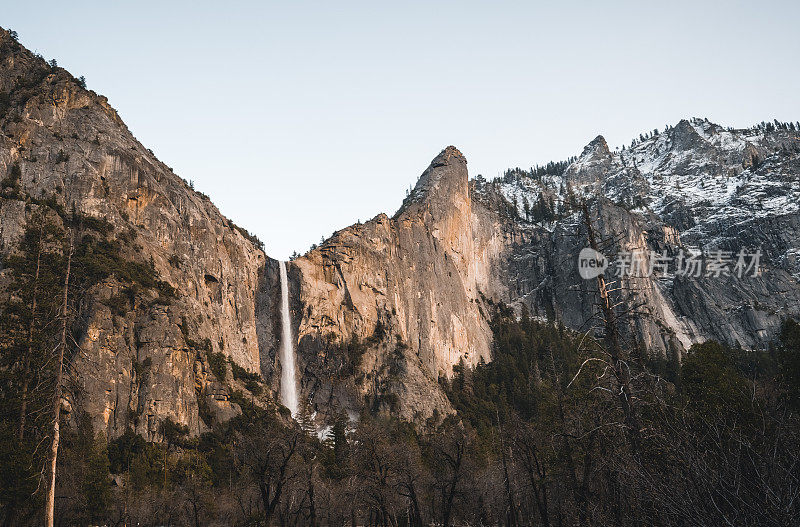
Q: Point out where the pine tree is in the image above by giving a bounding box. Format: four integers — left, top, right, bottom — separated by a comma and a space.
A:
331, 411, 350, 474
297, 400, 317, 437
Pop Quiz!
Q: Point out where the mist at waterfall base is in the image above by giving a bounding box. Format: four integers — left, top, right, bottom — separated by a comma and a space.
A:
278, 261, 299, 417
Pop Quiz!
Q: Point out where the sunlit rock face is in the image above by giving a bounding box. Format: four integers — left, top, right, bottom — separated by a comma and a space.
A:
0, 28, 271, 438
293, 147, 508, 422
291, 120, 800, 422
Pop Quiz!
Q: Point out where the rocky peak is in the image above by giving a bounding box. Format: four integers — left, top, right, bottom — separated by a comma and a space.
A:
397, 146, 469, 216
670, 118, 708, 151
563, 134, 613, 186
0, 29, 272, 438
431, 145, 467, 166
584, 135, 611, 157
492, 116, 800, 356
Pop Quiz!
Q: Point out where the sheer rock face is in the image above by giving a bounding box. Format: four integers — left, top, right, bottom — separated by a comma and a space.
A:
0, 28, 275, 439
493, 118, 800, 357
292, 147, 507, 421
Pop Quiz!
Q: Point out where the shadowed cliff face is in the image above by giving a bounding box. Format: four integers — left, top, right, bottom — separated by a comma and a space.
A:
491, 119, 800, 358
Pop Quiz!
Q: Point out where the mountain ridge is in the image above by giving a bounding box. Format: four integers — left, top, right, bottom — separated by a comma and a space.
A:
2, 25, 799, 433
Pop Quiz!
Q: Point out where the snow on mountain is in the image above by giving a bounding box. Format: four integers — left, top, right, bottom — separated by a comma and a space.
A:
494, 118, 800, 269
477, 118, 800, 354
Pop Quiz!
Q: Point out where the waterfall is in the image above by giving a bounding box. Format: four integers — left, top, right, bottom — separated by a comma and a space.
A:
278, 261, 299, 417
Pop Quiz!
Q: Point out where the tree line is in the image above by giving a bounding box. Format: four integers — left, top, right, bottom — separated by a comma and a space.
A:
3, 293, 798, 525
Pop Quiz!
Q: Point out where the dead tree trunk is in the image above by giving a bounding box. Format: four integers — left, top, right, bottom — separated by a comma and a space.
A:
496, 411, 518, 527
44, 225, 73, 527
580, 201, 642, 454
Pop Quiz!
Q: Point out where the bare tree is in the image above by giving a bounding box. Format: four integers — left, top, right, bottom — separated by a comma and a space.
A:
427, 422, 471, 527
579, 200, 642, 453
510, 418, 551, 527
237, 421, 299, 526
45, 223, 74, 527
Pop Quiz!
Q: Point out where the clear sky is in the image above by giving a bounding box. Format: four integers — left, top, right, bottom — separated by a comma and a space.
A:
3, 1, 799, 259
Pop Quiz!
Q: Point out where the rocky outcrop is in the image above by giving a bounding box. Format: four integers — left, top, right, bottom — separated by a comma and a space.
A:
563, 135, 613, 185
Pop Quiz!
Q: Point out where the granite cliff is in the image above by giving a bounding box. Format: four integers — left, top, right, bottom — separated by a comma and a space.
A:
491, 119, 800, 357
0, 27, 283, 439
290, 120, 800, 421
291, 146, 506, 421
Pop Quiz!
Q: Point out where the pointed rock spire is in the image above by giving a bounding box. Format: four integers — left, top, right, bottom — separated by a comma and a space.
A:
397, 146, 469, 216
583, 135, 611, 158
563, 135, 613, 186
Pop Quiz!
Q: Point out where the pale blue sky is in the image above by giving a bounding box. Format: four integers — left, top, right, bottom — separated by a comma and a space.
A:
3, 1, 799, 259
